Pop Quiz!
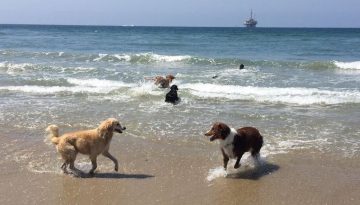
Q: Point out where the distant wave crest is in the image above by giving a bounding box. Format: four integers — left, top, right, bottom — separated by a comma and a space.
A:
92, 52, 192, 63
2, 50, 360, 70
0, 61, 97, 74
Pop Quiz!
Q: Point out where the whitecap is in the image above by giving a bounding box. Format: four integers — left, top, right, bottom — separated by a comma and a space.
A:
334, 61, 360, 70
0, 61, 33, 74
93, 53, 108, 61
150, 53, 192, 62
67, 78, 134, 88
113, 54, 131, 61
181, 83, 360, 105
128, 81, 164, 97
0, 78, 137, 95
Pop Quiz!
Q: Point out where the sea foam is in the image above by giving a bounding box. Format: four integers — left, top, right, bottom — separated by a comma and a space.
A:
67, 78, 134, 88
0, 78, 135, 94
181, 83, 360, 105
0, 61, 33, 74
334, 61, 360, 70
0, 61, 97, 75
206, 155, 266, 182
128, 81, 164, 97
92, 52, 192, 63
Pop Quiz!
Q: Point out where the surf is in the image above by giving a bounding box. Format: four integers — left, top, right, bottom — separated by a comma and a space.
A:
181, 83, 360, 105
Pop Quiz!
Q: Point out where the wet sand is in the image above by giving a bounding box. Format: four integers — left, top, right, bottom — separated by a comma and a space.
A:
0, 135, 359, 205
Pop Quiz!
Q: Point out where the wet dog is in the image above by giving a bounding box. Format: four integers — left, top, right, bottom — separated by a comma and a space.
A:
156, 75, 175, 88
144, 74, 175, 88
205, 122, 263, 170
165, 85, 179, 104
46, 118, 126, 175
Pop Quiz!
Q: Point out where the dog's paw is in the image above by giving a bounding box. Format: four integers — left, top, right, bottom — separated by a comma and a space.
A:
234, 163, 241, 169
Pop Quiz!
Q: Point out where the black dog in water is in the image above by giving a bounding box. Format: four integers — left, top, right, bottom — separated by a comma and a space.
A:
165, 85, 179, 104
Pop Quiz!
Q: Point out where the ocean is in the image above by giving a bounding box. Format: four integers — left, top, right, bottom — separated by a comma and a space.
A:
0, 25, 360, 172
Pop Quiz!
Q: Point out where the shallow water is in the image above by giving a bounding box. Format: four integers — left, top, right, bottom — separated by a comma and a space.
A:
0, 25, 359, 164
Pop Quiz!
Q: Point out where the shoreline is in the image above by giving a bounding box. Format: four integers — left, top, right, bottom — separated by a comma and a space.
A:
0, 135, 359, 205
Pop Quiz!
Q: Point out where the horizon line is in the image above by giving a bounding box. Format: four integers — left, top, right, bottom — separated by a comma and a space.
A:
0, 23, 359, 29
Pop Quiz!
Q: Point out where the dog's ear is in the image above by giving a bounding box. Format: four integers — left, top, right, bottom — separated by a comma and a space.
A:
98, 119, 113, 138
166, 75, 175, 80
219, 123, 230, 139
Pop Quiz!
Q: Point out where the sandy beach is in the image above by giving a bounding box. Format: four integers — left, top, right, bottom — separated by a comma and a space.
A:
0, 133, 359, 205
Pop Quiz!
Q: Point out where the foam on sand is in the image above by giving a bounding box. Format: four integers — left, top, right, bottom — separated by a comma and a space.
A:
206, 155, 266, 182
207, 166, 227, 181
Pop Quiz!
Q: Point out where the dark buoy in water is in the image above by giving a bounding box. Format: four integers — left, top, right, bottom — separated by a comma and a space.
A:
239, 64, 245, 69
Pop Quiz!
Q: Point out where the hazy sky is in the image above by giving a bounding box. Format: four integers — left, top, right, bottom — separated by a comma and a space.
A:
0, 0, 359, 27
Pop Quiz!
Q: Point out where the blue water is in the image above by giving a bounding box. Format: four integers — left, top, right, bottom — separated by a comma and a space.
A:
1, 26, 360, 60
0, 25, 360, 160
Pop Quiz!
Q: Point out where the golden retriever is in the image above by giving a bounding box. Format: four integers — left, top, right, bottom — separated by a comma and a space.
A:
46, 118, 126, 175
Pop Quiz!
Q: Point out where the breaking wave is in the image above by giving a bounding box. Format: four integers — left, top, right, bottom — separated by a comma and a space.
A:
0, 61, 97, 74
2, 50, 359, 70
181, 83, 360, 105
333, 61, 360, 70
1, 78, 359, 105
0, 78, 134, 95
93, 53, 192, 63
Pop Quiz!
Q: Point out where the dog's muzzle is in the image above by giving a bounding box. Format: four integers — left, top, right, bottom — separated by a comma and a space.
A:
115, 126, 126, 133
205, 131, 216, 141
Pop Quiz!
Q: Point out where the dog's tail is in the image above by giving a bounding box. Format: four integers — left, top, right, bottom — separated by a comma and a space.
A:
45, 124, 60, 145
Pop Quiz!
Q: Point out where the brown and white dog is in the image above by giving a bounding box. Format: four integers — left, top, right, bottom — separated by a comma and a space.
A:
46, 118, 126, 175
151, 74, 175, 88
205, 122, 263, 170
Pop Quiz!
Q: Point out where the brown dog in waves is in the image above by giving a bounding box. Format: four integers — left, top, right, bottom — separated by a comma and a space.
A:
46, 118, 126, 175
205, 122, 263, 170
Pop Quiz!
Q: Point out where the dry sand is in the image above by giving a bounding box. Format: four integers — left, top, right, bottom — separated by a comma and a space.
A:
0, 135, 359, 205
